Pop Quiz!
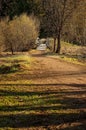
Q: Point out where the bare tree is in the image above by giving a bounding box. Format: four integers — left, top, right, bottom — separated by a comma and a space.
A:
63, 1, 86, 46
41, 0, 82, 54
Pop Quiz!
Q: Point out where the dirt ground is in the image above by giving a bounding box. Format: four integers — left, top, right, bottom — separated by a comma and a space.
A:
29, 50, 86, 85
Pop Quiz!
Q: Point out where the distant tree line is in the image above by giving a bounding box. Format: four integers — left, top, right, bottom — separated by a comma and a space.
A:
0, 0, 41, 19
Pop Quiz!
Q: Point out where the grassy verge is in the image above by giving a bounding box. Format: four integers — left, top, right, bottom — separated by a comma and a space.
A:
0, 54, 32, 79
48, 40, 86, 65
59, 55, 86, 66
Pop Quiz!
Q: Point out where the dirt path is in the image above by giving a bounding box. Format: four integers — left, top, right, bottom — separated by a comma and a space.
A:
28, 51, 86, 130
30, 51, 86, 87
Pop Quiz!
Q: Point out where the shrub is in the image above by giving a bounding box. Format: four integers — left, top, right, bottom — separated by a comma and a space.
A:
0, 14, 40, 54
0, 64, 20, 74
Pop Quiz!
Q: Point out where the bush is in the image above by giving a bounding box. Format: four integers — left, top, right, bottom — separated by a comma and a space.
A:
0, 64, 20, 74
0, 14, 40, 54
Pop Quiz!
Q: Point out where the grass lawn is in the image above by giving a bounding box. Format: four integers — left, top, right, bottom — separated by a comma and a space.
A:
0, 54, 86, 130
48, 40, 86, 65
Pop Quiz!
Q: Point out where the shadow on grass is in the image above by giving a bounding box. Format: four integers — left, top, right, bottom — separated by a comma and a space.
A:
0, 83, 86, 88
60, 54, 86, 59
0, 82, 86, 129
14, 71, 86, 81
30, 52, 49, 57
0, 88, 86, 128
0, 99, 86, 112
0, 112, 86, 128
0, 65, 85, 81
0, 64, 20, 74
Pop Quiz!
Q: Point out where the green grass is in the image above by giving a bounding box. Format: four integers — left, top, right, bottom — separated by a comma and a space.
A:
0, 55, 32, 74
0, 54, 31, 66
0, 54, 86, 130
48, 40, 86, 65
0, 82, 86, 130
60, 55, 86, 66
61, 41, 78, 47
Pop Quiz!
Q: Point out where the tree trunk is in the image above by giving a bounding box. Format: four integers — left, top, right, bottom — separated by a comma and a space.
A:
11, 47, 14, 55
10, 43, 14, 55
56, 34, 61, 54
53, 37, 56, 52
